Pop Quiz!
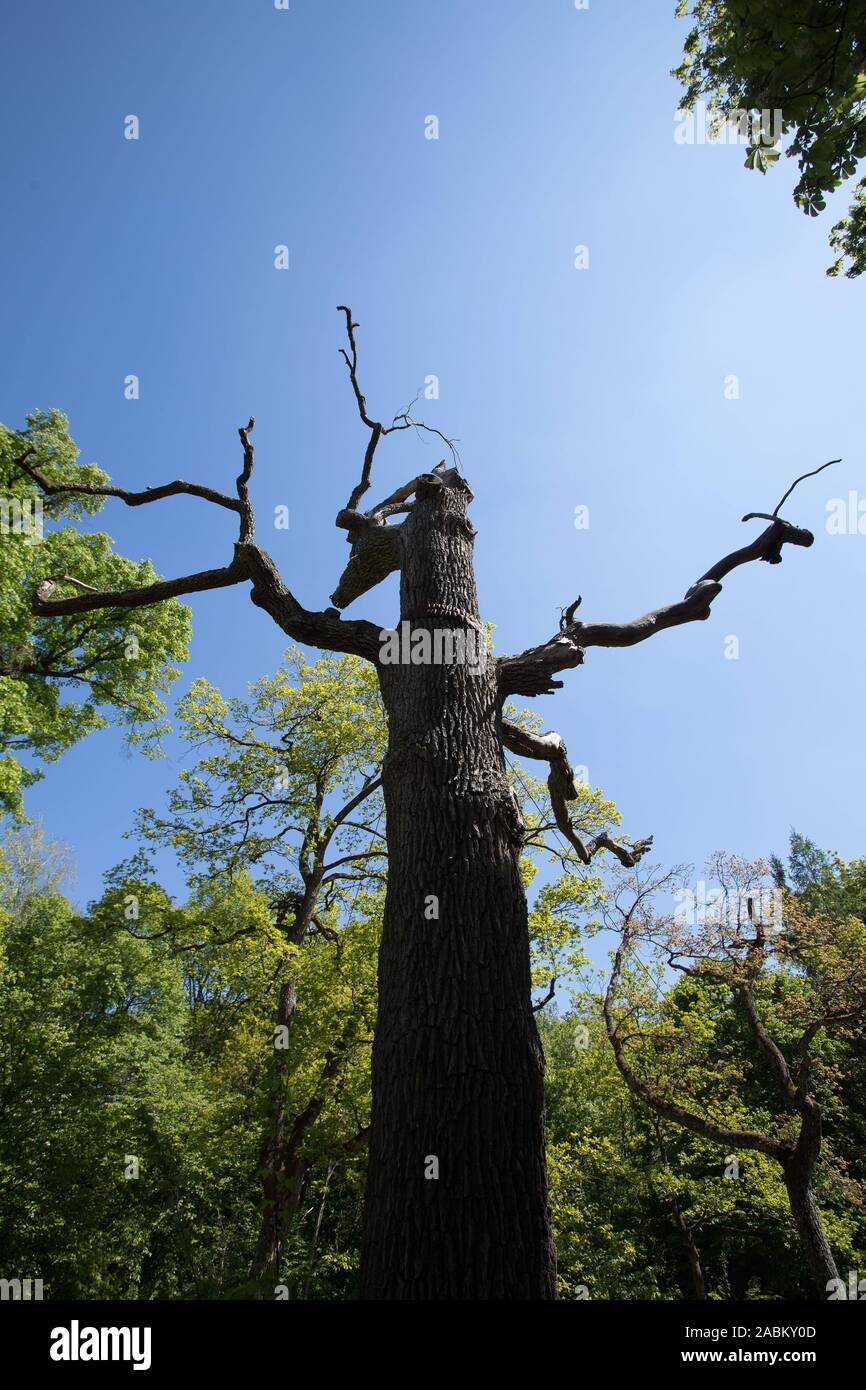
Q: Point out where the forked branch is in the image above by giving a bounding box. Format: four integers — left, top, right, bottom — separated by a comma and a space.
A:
15, 453, 243, 524
336, 306, 460, 515
499, 482, 831, 698
501, 720, 652, 867
28, 422, 384, 663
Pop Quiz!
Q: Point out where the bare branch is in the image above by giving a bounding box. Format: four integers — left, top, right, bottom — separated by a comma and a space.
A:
16, 452, 241, 518
24, 412, 387, 661
33, 557, 250, 615
236, 417, 256, 542
17, 416, 263, 552
336, 306, 460, 515
502, 720, 652, 867
31, 539, 383, 661
500, 512, 816, 697
337, 306, 385, 510
742, 457, 841, 522
532, 977, 557, 1012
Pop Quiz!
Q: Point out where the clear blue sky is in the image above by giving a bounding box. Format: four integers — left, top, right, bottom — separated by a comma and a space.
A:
1, 0, 863, 919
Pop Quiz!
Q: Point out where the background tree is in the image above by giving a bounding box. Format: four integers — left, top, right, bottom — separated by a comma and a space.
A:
541, 1003, 826, 1301
126, 647, 387, 1295
0, 411, 190, 818
0, 826, 229, 1298
674, 0, 866, 277
0, 821, 381, 1299
17, 308, 827, 1298
601, 853, 866, 1295
4, 819, 863, 1299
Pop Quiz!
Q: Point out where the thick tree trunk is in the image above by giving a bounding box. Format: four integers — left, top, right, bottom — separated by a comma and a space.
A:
360, 469, 557, 1299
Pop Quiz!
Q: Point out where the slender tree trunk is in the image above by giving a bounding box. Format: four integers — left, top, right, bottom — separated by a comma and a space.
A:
249, 893, 315, 1296
249, 975, 299, 1294
303, 1161, 336, 1299
783, 1158, 839, 1298
651, 1122, 707, 1299
360, 469, 557, 1299
671, 1196, 707, 1299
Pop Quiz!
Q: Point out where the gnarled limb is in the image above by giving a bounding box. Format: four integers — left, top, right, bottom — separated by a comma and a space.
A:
331, 518, 402, 609
15, 451, 244, 522
499, 513, 817, 697
501, 719, 652, 867
236, 417, 256, 542
32, 545, 383, 660
33, 556, 250, 615
241, 543, 383, 660
331, 308, 462, 609
28, 423, 386, 663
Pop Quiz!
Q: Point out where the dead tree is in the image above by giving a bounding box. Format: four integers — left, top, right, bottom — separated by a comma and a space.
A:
19, 310, 831, 1299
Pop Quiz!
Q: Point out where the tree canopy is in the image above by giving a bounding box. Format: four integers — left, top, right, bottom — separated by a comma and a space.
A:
675, 0, 866, 276
0, 411, 190, 819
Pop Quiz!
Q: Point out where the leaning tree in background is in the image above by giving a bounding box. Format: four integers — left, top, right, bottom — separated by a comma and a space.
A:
602, 854, 866, 1295
15, 308, 833, 1298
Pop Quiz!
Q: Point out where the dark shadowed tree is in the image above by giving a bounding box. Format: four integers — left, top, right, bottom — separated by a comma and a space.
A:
15, 308, 829, 1298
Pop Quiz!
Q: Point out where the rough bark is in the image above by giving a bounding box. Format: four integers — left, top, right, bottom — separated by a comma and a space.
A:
783, 1162, 840, 1297
360, 468, 557, 1299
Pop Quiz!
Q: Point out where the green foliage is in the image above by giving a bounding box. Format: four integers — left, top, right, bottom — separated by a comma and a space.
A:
3, 631, 865, 1300
3, 821, 866, 1297
0, 411, 191, 819
674, 1, 866, 276
138, 647, 387, 879
0, 828, 237, 1298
